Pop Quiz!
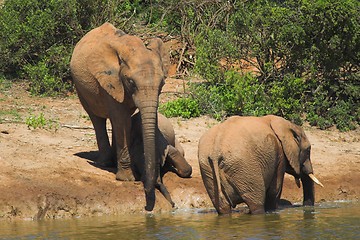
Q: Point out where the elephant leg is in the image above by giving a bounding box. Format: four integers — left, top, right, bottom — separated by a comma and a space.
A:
199, 159, 231, 214
242, 195, 265, 214
230, 176, 266, 214
264, 181, 282, 212
155, 181, 175, 208
265, 161, 285, 212
110, 112, 135, 181
166, 145, 192, 178
88, 113, 115, 167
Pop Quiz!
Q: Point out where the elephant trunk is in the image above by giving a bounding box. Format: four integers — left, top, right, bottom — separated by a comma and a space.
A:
139, 103, 158, 211
301, 174, 315, 206
300, 159, 324, 206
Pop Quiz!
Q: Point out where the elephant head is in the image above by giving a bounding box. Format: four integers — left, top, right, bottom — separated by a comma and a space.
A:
268, 115, 324, 205
70, 22, 170, 211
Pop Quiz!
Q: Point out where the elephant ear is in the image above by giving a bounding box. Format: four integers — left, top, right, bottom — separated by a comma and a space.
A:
94, 67, 125, 103
269, 115, 301, 176
91, 29, 126, 103
147, 38, 170, 77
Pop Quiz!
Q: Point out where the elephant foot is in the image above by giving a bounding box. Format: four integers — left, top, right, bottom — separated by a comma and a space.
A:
248, 204, 265, 214
116, 168, 135, 181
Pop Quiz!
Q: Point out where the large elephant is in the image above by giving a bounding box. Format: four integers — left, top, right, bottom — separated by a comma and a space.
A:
70, 22, 170, 211
198, 115, 323, 214
130, 112, 192, 207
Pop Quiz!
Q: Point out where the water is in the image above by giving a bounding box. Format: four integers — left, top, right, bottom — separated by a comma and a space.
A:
0, 201, 359, 240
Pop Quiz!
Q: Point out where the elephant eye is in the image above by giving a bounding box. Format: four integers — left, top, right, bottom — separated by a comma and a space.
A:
129, 79, 135, 87
160, 78, 165, 89
126, 78, 137, 92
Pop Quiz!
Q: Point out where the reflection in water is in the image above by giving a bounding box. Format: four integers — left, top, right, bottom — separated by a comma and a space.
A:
0, 202, 359, 240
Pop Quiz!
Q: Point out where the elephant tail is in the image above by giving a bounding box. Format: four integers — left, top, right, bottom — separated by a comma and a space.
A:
211, 156, 223, 210
211, 156, 235, 212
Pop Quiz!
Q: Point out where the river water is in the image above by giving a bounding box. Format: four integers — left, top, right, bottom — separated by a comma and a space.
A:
1, 201, 359, 239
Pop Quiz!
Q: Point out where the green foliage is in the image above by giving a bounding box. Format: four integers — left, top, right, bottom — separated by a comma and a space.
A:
0, 0, 79, 95
0, 109, 22, 123
224, 72, 269, 117
192, 0, 359, 130
0, 0, 358, 130
0, 0, 147, 95
190, 72, 306, 123
306, 81, 359, 131
267, 75, 306, 125
25, 112, 58, 130
194, 28, 238, 84
191, 82, 238, 121
0, 76, 12, 92
22, 45, 72, 96
191, 72, 268, 120
159, 97, 200, 119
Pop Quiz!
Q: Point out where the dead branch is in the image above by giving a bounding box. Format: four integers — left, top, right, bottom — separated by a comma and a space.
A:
61, 124, 94, 130
176, 41, 187, 73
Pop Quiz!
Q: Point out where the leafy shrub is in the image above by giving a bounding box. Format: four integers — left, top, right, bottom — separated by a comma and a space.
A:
0, 0, 79, 95
0, 0, 145, 95
22, 45, 72, 96
267, 75, 306, 125
191, 82, 238, 120
190, 72, 306, 123
0, 0, 358, 130
191, 0, 359, 130
25, 112, 58, 130
306, 82, 359, 131
194, 28, 237, 84
159, 97, 200, 119
224, 71, 270, 117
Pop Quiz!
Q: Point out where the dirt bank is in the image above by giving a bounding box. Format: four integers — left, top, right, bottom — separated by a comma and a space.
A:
0, 82, 359, 220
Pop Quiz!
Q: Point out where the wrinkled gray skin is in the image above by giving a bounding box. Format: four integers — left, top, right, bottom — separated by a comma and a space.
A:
130, 112, 192, 207
70, 22, 170, 211
198, 115, 322, 214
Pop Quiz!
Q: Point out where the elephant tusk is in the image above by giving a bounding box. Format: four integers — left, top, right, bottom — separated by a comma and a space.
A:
309, 173, 324, 187
295, 178, 301, 188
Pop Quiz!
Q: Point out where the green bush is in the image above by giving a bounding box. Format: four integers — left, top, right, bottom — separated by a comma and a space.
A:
191, 0, 359, 130
189, 72, 305, 123
191, 82, 238, 120
0, 0, 146, 95
0, 0, 79, 95
159, 97, 200, 119
22, 44, 72, 96
25, 112, 58, 130
306, 82, 359, 131
267, 75, 306, 125
0, 0, 358, 130
224, 71, 269, 117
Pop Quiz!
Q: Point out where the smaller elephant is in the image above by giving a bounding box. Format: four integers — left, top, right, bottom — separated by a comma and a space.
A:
198, 115, 323, 214
130, 112, 192, 207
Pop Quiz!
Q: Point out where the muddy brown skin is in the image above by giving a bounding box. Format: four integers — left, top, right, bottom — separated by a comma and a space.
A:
130, 112, 192, 208
198, 115, 323, 214
70, 22, 170, 211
